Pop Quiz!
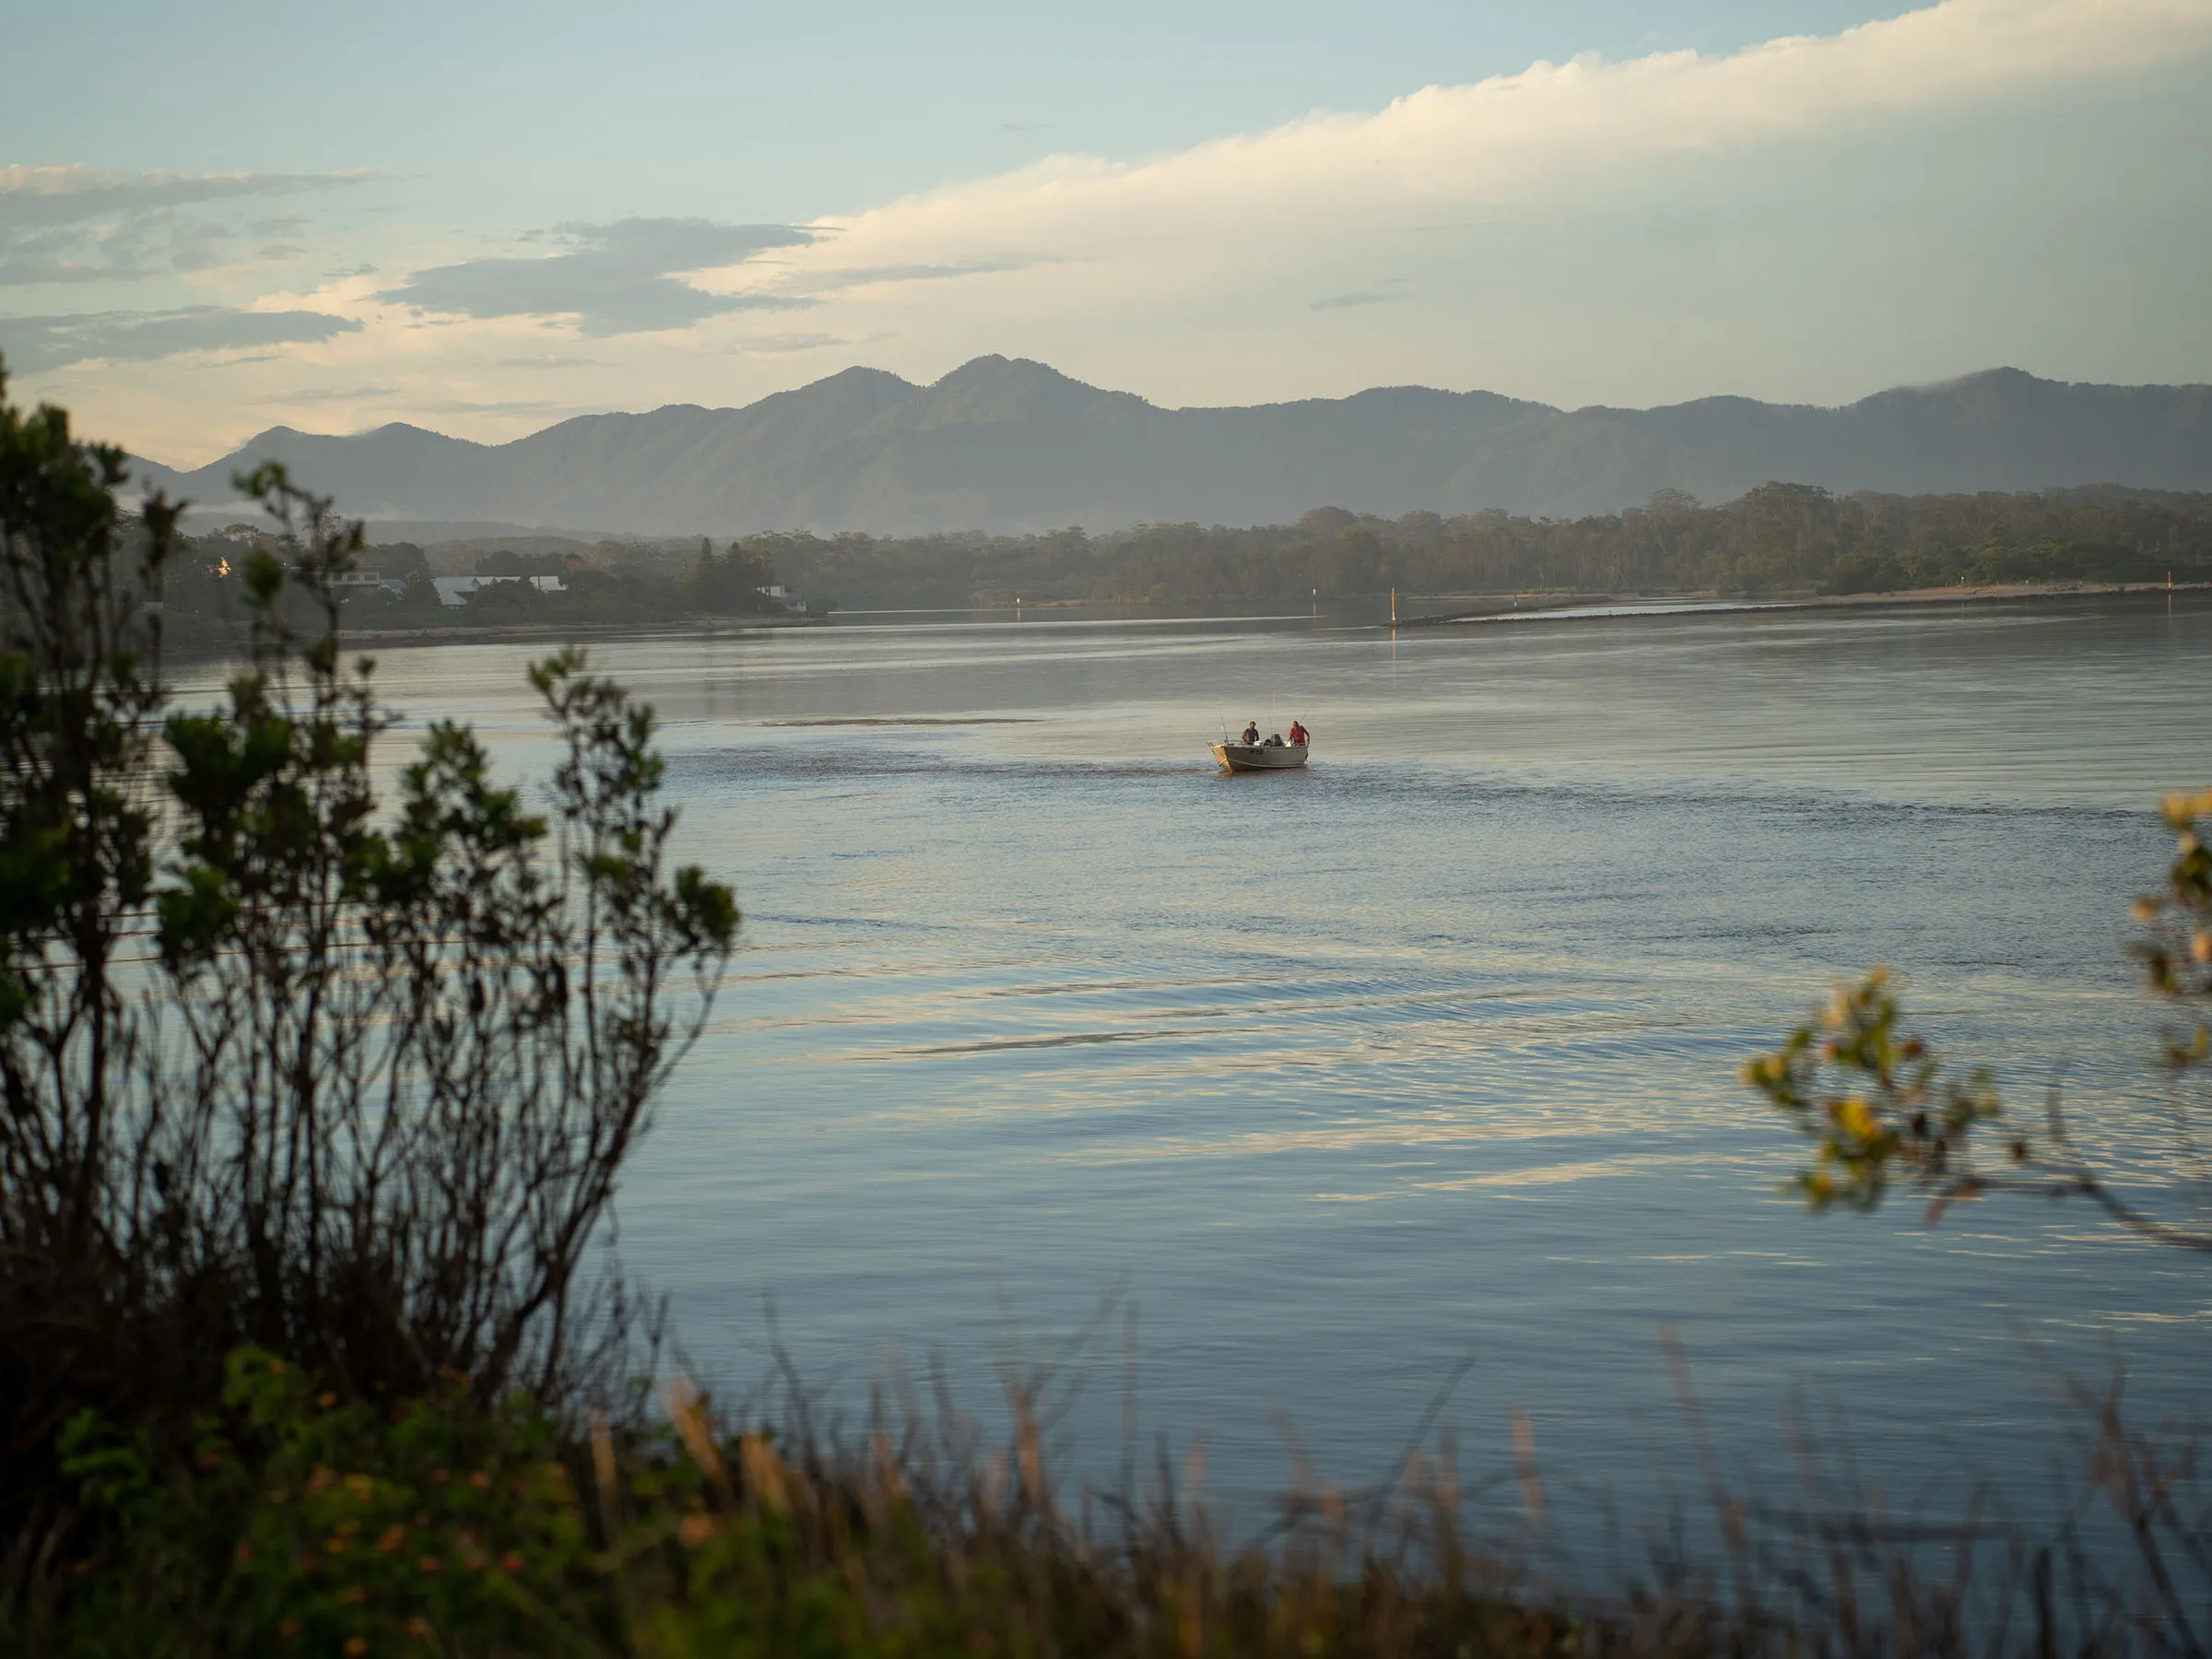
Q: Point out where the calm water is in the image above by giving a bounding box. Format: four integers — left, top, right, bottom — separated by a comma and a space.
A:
353, 595, 2212, 1535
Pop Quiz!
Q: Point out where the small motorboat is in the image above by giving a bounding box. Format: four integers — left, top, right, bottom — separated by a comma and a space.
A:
1211, 739, 1309, 772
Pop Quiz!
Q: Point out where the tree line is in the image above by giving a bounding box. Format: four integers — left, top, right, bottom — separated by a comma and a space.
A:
751, 483, 2212, 610
150, 527, 819, 640
149, 483, 2212, 625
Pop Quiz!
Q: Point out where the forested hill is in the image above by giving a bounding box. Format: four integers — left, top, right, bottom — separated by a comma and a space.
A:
127, 359, 2212, 536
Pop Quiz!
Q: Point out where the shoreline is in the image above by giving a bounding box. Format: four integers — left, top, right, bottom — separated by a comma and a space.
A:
1401, 578, 2211, 629
345, 612, 825, 645
1805, 577, 2211, 610
160, 610, 823, 663
157, 580, 2208, 660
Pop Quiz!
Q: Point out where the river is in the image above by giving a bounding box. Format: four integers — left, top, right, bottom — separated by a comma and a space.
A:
358, 594, 2212, 1545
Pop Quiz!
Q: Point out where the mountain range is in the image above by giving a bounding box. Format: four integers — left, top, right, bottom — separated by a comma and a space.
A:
127, 358, 2212, 537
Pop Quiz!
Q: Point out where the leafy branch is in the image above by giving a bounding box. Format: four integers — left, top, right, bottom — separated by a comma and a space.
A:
1743, 794, 2212, 1252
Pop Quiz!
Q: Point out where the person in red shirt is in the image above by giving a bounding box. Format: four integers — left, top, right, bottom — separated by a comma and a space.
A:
1288, 720, 1310, 747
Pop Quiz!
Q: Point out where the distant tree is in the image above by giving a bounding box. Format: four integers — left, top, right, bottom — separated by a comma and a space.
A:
1299, 506, 1359, 535
682, 539, 780, 616
1821, 548, 1907, 595
361, 490, 2212, 613
461, 576, 557, 624
397, 566, 442, 613
365, 539, 430, 582
477, 547, 568, 579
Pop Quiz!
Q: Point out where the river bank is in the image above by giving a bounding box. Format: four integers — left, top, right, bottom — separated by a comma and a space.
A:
1809, 577, 2212, 610
156, 579, 2212, 662
1400, 577, 2211, 628
158, 607, 825, 663
345, 612, 824, 646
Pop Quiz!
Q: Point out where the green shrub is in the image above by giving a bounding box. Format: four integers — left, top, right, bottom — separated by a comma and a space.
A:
47, 1348, 594, 1654
0, 367, 736, 1532
18, 1344, 1578, 1659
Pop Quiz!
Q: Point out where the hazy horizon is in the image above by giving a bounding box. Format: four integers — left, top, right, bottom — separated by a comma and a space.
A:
4, 0, 2208, 465
130, 357, 2151, 472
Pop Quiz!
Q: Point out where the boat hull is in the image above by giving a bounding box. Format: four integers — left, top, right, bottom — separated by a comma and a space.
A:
1211, 742, 1309, 772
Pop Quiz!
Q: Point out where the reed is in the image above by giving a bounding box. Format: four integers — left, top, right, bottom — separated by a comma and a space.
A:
4, 1331, 2204, 1657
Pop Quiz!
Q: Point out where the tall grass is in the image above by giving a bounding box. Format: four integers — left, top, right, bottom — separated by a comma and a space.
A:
4, 1328, 2204, 1657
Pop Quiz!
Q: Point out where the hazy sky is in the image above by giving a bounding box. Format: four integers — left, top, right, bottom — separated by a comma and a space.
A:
3, 0, 2207, 463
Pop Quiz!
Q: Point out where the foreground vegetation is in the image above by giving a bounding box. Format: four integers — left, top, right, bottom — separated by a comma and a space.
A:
7, 361, 2210, 1651
11, 1329, 2203, 1658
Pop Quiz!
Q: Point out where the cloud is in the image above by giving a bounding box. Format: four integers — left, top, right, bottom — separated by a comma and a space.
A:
741, 333, 848, 355
0, 165, 373, 287
0, 165, 372, 229
760, 0, 2212, 312
1311, 292, 1393, 312
489, 353, 610, 369
0, 307, 360, 373
416, 397, 589, 416
379, 217, 817, 335
779, 256, 1052, 297
253, 384, 400, 405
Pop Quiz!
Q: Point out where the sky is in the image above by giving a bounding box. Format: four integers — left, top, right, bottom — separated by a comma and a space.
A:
1, 0, 2207, 464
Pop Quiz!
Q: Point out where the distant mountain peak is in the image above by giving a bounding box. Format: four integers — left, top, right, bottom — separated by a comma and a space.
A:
1956, 366, 2039, 387
935, 352, 1058, 382
128, 359, 2211, 536
818, 364, 915, 390
924, 354, 1149, 422
746, 362, 919, 422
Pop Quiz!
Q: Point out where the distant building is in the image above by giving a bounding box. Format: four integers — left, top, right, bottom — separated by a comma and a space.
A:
757, 583, 806, 614
431, 573, 567, 609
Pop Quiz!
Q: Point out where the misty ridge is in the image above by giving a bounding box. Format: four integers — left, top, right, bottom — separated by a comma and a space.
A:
127, 356, 2212, 541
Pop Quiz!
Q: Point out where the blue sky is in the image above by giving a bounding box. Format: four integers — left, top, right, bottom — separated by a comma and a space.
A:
10, 3, 1912, 220
2, 0, 2206, 461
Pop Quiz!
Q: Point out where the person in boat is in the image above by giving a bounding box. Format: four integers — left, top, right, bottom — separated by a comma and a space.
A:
1265, 732, 1285, 747
1288, 720, 1309, 747
1241, 721, 1260, 745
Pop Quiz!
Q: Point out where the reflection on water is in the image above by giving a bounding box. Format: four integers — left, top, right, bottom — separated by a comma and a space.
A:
336, 596, 2211, 1524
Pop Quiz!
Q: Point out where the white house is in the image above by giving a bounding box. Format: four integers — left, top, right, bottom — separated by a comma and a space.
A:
291, 567, 405, 601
